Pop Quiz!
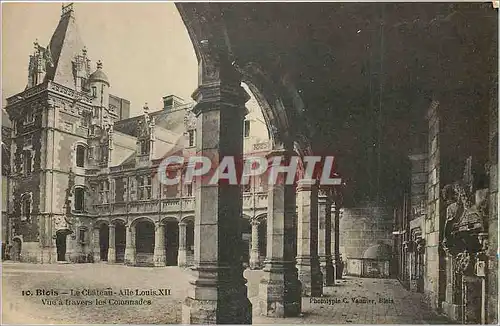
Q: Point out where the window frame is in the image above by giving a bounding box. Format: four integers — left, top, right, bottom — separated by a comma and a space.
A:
188, 129, 195, 147
76, 144, 86, 168
23, 150, 32, 176
20, 193, 31, 221
74, 187, 85, 212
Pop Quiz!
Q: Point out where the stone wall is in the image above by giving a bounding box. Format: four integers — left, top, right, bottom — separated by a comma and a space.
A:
339, 204, 393, 262
487, 83, 498, 324
424, 100, 442, 311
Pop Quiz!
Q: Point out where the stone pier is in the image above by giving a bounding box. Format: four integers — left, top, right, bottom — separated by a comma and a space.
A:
153, 222, 166, 267
177, 221, 187, 267
124, 225, 136, 266
318, 189, 334, 286
181, 64, 251, 324
249, 219, 260, 269
92, 228, 100, 262
257, 148, 302, 317
107, 224, 116, 264
296, 179, 323, 297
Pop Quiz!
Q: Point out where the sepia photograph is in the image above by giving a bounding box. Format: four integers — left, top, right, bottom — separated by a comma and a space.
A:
1, 1, 498, 325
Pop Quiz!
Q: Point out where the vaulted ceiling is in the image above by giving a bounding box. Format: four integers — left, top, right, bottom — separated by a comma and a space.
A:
179, 3, 497, 205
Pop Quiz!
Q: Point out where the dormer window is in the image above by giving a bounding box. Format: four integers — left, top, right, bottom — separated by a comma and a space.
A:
25, 111, 34, 125
188, 130, 195, 147
99, 180, 110, 204
137, 175, 152, 200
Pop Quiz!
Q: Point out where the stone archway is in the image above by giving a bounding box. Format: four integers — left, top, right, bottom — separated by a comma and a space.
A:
11, 237, 22, 261
163, 219, 179, 266
135, 219, 155, 266
180, 216, 195, 267
99, 223, 109, 261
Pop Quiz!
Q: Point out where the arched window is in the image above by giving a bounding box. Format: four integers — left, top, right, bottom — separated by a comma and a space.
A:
74, 187, 85, 212
20, 194, 31, 221
76, 145, 86, 168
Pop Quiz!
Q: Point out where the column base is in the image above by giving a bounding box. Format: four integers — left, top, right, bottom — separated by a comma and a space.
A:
319, 257, 335, 286
153, 250, 166, 267
297, 257, 323, 297
108, 248, 116, 264
39, 248, 54, 264
442, 301, 462, 322
124, 248, 136, 266
93, 252, 101, 263
182, 265, 252, 324
334, 261, 343, 279
257, 262, 302, 317
178, 249, 188, 267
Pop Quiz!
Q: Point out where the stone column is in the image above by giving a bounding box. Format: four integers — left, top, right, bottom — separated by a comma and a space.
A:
177, 221, 188, 267
65, 233, 75, 262
124, 224, 136, 266
318, 189, 334, 286
249, 219, 260, 269
154, 222, 166, 266
181, 64, 251, 324
332, 203, 342, 280
258, 149, 301, 317
107, 224, 116, 264
92, 228, 101, 262
296, 179, 323, 297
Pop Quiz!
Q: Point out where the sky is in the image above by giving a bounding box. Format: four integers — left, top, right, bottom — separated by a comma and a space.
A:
2, 2, 198, 116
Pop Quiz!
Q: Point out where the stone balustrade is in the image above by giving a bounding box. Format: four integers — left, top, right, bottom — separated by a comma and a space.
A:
91, 192, 268, 217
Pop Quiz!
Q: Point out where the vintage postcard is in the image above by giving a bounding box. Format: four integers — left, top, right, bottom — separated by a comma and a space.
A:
1, 1, 498, 324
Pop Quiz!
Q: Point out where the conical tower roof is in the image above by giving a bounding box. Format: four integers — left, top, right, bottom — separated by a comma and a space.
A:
44, 3, 86, 89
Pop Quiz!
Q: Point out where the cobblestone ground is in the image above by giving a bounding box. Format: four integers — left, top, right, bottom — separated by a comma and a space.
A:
3, 262, 450, 324
247, 271, 452, 324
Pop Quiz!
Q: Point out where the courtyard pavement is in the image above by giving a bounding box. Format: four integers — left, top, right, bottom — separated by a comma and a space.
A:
2, 261, 450, 324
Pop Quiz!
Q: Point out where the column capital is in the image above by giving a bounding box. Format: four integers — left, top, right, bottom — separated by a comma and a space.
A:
108, 223, 116, 229
191, 80, 249, 117
250, 219, 260, 226
178, 221, 187, 227
265, 145, 295, 159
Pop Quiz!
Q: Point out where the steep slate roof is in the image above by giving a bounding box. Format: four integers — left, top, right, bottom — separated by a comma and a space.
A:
113, 105, 192, 137
44, 6, 85, 89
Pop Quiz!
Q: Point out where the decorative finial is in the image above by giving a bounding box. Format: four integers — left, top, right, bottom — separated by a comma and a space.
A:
61, 3, 74, 16
33, 39, 39, 53
82, 46, 87, 56
143, 103, 149, 113
96, 60, 103, 69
